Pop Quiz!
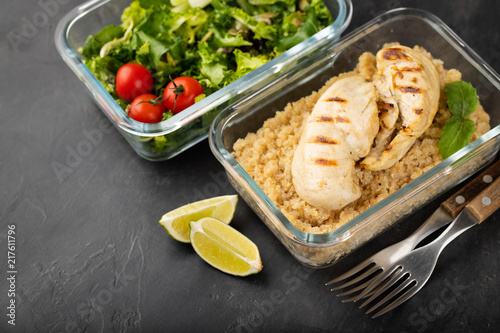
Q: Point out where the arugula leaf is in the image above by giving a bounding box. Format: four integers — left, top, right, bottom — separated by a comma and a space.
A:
439, 81, 478, 159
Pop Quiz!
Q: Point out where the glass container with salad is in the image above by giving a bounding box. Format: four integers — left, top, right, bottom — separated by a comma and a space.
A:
55, 0, 352, 160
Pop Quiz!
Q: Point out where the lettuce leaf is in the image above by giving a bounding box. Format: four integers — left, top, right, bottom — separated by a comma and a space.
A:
81, 25, 124, 59
276, 5, 322, 51
231, 48, 270, 81
248, 0, 295, 6
228, 7, 277, 40
197, 42, 232, 89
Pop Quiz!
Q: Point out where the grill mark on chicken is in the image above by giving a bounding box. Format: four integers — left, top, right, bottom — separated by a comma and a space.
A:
312, 136, 338, 145
335, 116, 350, 123
400, 66, 422, 72
378, 102, 394, 113
382, 48, 411, 61
393, 65, 423, 81
399, 86, 421, 94
317, 116, 334, 122
325, 97, 347, 103
395, 71, 404, 80
314, 158, 337, 166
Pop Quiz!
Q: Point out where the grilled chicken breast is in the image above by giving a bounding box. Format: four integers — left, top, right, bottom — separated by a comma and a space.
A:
361, 46, 440, 171
291, 75, 379, 211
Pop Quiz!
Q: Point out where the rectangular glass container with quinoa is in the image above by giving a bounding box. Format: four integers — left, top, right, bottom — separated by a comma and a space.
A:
209, 8, 500, 268
54, 0, 352, 161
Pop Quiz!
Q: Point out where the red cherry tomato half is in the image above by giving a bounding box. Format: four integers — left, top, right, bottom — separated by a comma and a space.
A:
116, 63, 153, 102
162, 76, 204, 114
128, 94, 165, 123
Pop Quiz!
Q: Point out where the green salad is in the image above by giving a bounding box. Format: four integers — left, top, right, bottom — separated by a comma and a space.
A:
81, 0, 334, 156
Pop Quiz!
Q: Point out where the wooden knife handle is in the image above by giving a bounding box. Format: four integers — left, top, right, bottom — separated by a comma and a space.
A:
466, 175, 500, 224
441, 159, 500, 218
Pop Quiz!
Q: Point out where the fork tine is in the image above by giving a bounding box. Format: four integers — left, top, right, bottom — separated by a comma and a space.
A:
339, 280, 379, 302
355, 275, 397, 300
365, 274, 413, 314
338, 269, 390, 301
329, 265, 380, 291
325, 259, 375, 285
370, 279, 423, 318
340, 281, 382, 302
337, 279, 373, 297
354, 263, 402, 301
358, 266, 405, 307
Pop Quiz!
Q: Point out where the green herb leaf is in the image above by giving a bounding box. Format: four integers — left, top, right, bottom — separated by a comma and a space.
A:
438, 81, 478, 159
445, 81, 478, 118
438, 116, 476, 159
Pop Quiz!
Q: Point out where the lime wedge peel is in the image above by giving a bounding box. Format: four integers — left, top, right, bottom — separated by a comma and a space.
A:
159, 195, 238, 243
190, 217, 263, 276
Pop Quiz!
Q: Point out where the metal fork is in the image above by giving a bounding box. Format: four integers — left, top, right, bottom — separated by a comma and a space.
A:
325, 207, 451, 301
357, 175, 499, 318
326, 159, 500, 301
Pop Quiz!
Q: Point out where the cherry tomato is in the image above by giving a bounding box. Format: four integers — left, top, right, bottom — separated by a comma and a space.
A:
116, 63, 153, 102
162, 76, 204, 114
128, 94, 165, 123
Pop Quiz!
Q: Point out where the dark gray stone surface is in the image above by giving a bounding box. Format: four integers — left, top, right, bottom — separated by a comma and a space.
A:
1, 0, 498, 332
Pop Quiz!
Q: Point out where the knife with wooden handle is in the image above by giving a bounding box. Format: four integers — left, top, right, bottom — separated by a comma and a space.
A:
441, 159, 500, 218
421, 167, 499, 253
405, 159, 500, 245
464, 173, 500, 223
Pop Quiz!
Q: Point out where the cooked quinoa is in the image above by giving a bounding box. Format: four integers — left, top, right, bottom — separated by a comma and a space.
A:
232, 45, 491, 234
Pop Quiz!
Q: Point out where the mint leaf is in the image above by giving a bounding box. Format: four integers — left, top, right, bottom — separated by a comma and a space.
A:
445, 81, 478, 118
438, 116, 475, 159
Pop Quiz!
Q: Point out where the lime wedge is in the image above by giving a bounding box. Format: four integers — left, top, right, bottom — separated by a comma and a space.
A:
190, 217, 262, 276
159, 195, 238, 243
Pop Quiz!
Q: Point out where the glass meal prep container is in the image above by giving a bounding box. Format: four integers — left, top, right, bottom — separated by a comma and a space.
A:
54, 0, 353, 161
209, 8, 500, 268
